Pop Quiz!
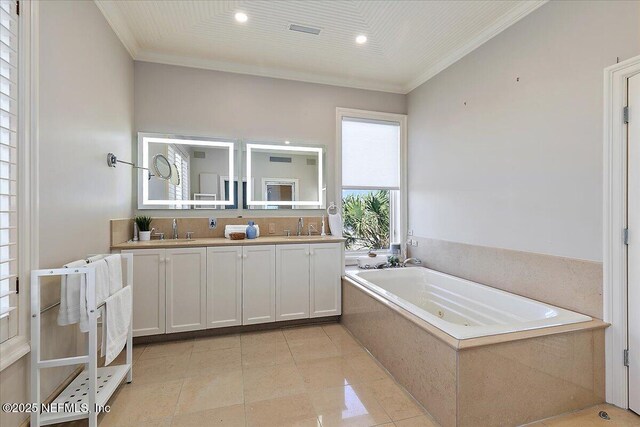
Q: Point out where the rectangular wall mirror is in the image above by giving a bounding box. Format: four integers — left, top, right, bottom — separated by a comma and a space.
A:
138, 132, 238, 209
245, 142, 326, 209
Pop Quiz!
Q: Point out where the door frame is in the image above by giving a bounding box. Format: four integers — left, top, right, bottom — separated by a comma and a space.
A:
603, 54, 640, 408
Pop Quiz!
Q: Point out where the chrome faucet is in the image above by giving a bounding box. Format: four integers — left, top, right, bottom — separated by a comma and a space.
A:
402, 258, 422, 267
172, 218, 178, 239
296, 218, 304, 236
308, 223, 317, 236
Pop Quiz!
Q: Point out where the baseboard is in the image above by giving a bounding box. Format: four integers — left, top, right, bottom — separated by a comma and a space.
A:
133, 316, 340, 345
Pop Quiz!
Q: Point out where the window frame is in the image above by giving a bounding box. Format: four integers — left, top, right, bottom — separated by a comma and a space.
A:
0, 0, 37, 371
336, 108, 407, 262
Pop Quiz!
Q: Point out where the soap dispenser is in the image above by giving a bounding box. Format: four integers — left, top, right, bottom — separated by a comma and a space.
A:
246, 221, 258, 239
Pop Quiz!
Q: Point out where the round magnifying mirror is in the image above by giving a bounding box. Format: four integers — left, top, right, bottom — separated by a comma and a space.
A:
152, 154, 172, 180
169, 163, 180, 186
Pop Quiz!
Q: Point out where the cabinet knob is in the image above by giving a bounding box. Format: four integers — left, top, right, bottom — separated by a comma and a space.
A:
243, 254, 248, 259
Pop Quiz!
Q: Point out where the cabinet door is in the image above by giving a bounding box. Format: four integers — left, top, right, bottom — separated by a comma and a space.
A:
275, 244, 310, 321
310, 243, 342, 317
165, 247, 207, 333
242, 245, 276, 325
122, 249, 166, 337
207, 246, 242, 328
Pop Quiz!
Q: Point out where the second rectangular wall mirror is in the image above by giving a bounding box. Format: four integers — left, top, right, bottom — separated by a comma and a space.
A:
138, 132, 238, 209
245, 142, 326, 209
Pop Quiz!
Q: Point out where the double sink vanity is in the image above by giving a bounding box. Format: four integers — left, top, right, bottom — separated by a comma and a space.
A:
112, 132, 344, 338
111, 230, 345, 337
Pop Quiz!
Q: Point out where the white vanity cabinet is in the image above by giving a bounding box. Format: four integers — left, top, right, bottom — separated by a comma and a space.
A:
276, 244, 311, 321
206, 246, 242, 328
122, 249, 166, 336
123, 247, 207, 336
122, 240, 342, 337
165, 247, 207, 333
310, 243, 342, 317
242, 245, 276, 325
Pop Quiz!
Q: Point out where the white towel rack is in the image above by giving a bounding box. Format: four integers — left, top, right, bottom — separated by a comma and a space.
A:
30, 253, 133, 427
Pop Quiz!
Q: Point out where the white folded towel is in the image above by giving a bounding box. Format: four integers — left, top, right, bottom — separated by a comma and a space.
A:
80, 259, 110, 332
57, 259, 87, 326
103, 286, 132, 366
104, 254, 123, 295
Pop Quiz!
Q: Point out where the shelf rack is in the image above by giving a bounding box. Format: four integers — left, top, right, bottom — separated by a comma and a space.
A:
30, 253, 133, 427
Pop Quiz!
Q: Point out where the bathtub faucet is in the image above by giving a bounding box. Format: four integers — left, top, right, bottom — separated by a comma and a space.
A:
402, 258, 422, 267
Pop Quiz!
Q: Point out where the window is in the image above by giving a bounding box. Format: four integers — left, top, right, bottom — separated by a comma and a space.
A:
0, 0, 18, 344
338, 110, 406, 253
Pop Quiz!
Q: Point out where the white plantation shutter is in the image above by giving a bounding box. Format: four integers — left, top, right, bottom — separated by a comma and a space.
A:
0, 0, 18, 344
167, 145, 190, 209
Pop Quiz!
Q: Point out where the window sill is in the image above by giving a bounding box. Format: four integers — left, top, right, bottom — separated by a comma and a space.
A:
345, 250, 393, 266
0, 336, 30, 371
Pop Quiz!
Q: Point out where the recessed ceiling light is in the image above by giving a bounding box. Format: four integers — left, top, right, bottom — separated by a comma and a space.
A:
284, 140, 291, 145
356, 35, 367, 44
235, 12, 248, 23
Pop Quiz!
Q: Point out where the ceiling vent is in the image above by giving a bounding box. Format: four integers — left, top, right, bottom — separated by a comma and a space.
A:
288, 23, 321, 36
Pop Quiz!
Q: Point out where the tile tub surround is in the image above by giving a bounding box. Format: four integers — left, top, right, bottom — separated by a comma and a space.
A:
111, 216, 333, 245
341, 278, 607, 427
407, 236, 603, 319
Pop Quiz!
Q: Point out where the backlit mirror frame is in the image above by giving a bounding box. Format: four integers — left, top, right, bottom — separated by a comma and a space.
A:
138, 132, 236, 209
245, 142, 325, 208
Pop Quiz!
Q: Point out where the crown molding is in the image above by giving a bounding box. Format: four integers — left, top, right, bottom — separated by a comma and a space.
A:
94, 0, 139, 58
403, 0, 548, 93
135, 50, 407, 94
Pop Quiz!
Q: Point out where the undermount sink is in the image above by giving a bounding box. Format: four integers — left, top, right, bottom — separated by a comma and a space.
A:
285, 235, 323, 239
159, 238, 196, 243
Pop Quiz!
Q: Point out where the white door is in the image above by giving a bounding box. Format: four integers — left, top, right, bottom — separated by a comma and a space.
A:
310, 243, 342, 317
242, 245, 276, 325
122, 249, 166, 337
165, 247, 207, 333
207, 246, 243, 328
629, 73, 640, 414
276, 244, 310, 321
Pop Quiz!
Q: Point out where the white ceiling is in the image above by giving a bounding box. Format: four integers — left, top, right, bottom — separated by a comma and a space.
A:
95, 0, 546, 94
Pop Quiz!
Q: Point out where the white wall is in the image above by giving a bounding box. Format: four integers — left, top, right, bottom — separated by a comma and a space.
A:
134, 61, 406, 216
0, 1, 134, 426
407, 0, 640, 262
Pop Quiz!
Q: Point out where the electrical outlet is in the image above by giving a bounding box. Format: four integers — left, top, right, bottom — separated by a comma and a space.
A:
408, 229, 414, 236
209, 217, 217, 229
268, 223, 276, 234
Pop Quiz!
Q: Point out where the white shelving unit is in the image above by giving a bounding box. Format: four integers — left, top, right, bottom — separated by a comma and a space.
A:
30, 253, 133, 427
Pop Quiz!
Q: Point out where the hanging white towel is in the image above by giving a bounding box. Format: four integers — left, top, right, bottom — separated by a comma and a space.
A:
80, 259, 110, 332
104, 254, 123, 295
57, 259, 88, 326
328, 211, 342, 237
102, 286, 132, 366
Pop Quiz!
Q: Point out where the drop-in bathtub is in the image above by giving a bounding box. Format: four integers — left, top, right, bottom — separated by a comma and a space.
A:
346, 267, 591, 339
342, 267, 608, 427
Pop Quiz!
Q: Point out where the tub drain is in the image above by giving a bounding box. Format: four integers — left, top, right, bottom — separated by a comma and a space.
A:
598, 411, 610, 420
437, 310, 444, 318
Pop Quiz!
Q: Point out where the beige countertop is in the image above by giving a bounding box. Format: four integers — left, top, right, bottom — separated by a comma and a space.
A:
111, 235, 346, 250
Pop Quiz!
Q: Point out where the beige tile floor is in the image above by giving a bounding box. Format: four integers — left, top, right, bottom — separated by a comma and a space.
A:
49, 323, 639, 427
